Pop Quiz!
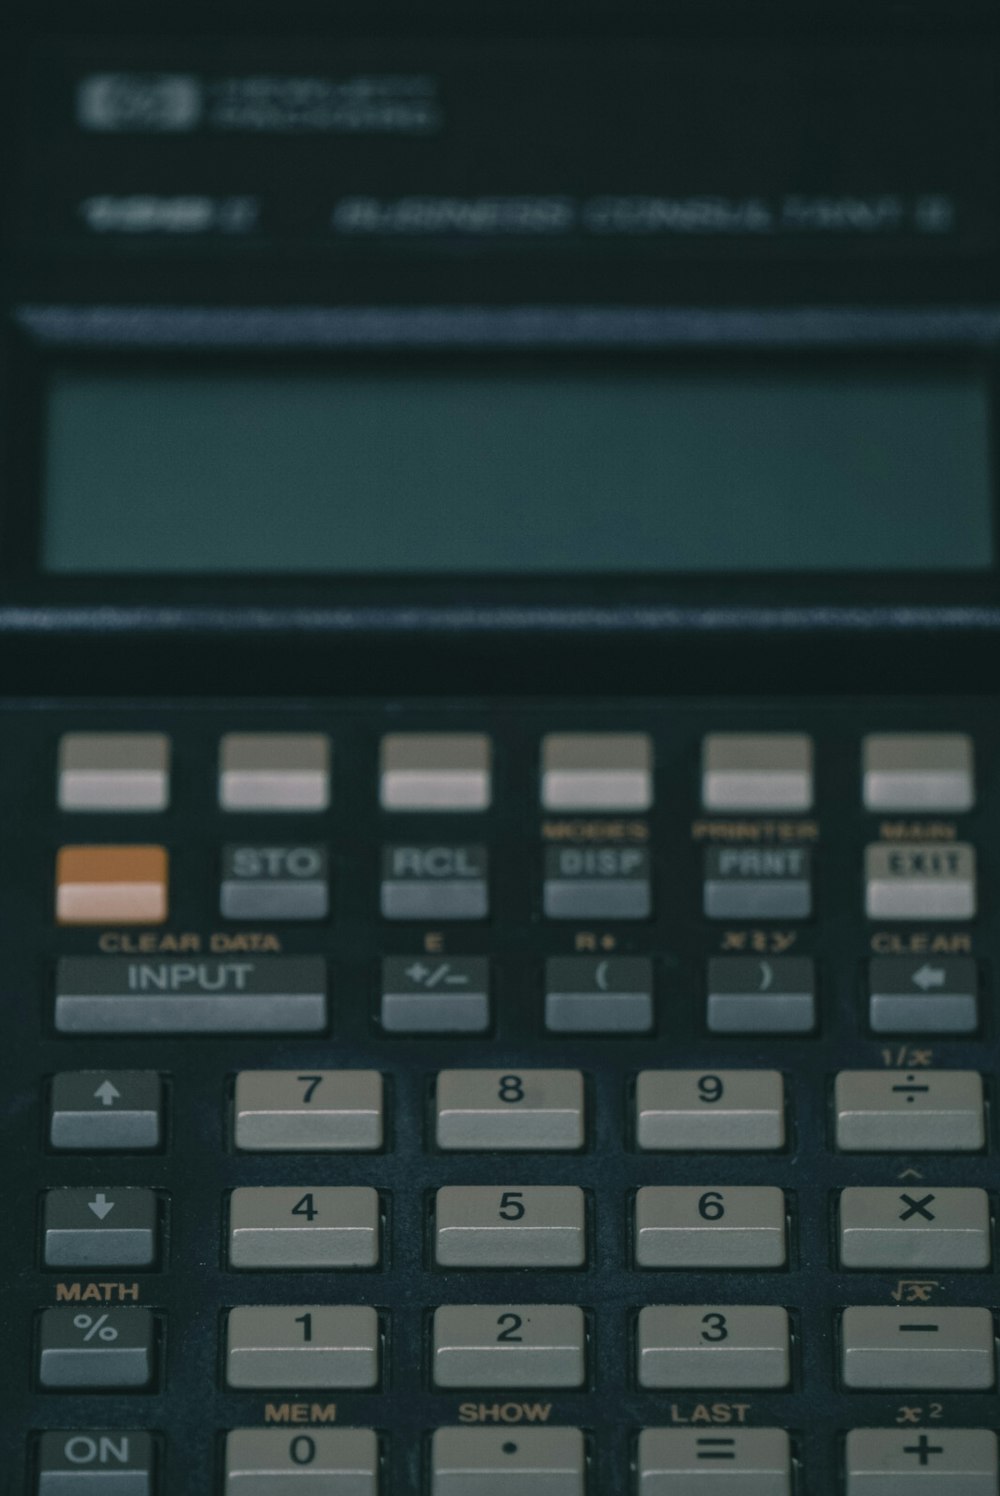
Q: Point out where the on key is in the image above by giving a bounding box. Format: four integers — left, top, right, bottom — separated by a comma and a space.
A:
38, 1431, 155, 1496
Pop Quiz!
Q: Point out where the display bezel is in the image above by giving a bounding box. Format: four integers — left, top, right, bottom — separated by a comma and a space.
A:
6, 309, 1000, 610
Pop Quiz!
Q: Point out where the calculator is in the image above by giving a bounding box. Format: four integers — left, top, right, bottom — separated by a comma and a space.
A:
3, 706, 1000, 1496
6, 0, 1000, 1490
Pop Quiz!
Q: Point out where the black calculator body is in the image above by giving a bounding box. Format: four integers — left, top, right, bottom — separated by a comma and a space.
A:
4, 2, 1000, 1493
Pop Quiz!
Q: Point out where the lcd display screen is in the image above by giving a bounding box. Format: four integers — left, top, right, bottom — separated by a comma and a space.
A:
42, 363, 994, 573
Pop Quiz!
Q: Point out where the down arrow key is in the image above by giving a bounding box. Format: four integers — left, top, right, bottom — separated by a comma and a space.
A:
43, 1187, 158, 1269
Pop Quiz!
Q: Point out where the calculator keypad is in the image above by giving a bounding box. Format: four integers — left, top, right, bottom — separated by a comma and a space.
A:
8, 702, 1000, 1495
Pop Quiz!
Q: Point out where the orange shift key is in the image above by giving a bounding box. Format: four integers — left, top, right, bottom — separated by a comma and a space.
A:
56, 845, 169, 926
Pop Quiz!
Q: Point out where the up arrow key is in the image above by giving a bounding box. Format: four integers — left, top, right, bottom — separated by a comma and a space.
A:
94, 1081, 121, 1107
88, 1193, 115, 1220
912, 965, 947, 992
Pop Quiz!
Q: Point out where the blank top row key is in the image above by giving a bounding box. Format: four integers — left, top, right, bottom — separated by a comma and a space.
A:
55, 729, 974, 814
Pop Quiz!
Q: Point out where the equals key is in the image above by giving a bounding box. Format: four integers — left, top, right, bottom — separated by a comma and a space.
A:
835, 1071, 985, 1153
639, 1429, 792, 1491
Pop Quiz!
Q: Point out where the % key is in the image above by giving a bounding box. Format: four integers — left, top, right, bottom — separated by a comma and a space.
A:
39, 1306, 155, 1388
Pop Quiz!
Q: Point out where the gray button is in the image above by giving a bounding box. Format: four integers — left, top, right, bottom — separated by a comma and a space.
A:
38, 1307, 155, 1390
435, 1186, 586, 1269
545, 956, 653, 1033
44, 1188, 158, 1269
381, 844, 489, 920
38, 1430, 154, 1496
436, 1070, 585, 1151
636, 1070, 785, 1152
543, 844, 651, 920
541, 732, 653, 811
49, 1070, 163, 1151
835, 1070, 985, 1152
638, 1428, 792, 1495
706, 957, 815, 1033
219, 733, 331, 812
380, 732, 492, 811
846, 1428, 998, 1495
702, 732, 813, 813
433, 1304, 586, 1388
842, 1306, 995, 1389
869, 957, 979, 1034
54, 957, 327, 1035
229, 1187, 380, 1269
839, 1187, 990, 1270
226, 1305, 379, 1389
234, 1071, 383, 1152
221, 844, 329, 921
432, 1427, 585, 1496
225, 1428, 378, 1495
863, 733, 975, 813
380, 956, 490, 1033
58, 733, 170, 813
638, 1305, 790, 1389
865, 842, 976, 921
635, 1187, 786, 1269
703, 847, 812, 920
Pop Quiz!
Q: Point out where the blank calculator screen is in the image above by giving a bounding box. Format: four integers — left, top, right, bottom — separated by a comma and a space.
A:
42, 361, 995, 574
